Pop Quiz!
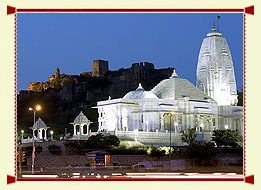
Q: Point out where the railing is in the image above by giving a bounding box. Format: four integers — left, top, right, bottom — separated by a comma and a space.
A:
21, 138, 46, 144
116, 130, 213, 141
116, 131, 182, 139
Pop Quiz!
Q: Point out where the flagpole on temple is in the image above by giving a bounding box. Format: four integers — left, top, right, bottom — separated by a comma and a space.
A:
217, 14, 221, 31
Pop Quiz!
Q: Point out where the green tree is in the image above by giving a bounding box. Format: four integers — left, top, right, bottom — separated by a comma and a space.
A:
180, 126, 197, 145
85, 103, 99, 132
185, 141, 220, 166
211, 129, 243, 148
237, 89, 243, 106
147, 147, 166, 157
87, 134, 120, 149
104, 135, 120, 147
65, 134, 120, 153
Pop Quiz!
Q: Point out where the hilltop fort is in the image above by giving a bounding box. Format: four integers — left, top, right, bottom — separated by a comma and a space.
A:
19, 60, 174, 103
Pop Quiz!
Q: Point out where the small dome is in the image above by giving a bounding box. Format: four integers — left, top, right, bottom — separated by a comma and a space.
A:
207, 24, 222, 37
123, 83, 158, 99
33, 117, 47, 128
207, 28, 222, 37
73, 111, 90, 123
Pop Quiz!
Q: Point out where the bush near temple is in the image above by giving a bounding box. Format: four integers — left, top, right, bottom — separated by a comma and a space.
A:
211, 129, 243, 148
184, 141, 220, 166
64, 134, 120, 154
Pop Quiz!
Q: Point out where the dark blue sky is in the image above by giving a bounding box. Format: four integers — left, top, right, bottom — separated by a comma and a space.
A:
17, 13, 243, 92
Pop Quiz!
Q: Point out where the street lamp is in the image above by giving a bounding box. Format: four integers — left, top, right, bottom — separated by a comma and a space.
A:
50, 131, 53, 141
21, 130, 24, 143
29, 105, 41, 174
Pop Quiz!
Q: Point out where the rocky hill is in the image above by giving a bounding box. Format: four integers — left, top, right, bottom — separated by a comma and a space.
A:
17, 62, 174, 140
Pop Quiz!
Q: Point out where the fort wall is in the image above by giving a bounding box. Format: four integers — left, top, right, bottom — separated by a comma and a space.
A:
19, 61, 174, 103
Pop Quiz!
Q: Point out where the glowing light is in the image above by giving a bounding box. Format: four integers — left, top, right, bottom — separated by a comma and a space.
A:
29, 105, 41, 111
171, 111, 175, 116
225, 125, 228, 129
36, 105, 41, 111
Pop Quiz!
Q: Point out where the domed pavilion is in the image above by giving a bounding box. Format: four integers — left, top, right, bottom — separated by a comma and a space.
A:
29, 117, 50, 141
70, 111, 93, 140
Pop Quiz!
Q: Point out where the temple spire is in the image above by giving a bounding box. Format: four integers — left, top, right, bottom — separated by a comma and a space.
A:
55, 66, 60, 79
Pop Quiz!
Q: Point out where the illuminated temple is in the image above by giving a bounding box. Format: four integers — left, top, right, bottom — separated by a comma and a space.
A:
92, 24, 243, 146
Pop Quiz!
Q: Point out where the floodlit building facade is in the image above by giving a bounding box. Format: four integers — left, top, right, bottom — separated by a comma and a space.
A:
93, 24, 243, 146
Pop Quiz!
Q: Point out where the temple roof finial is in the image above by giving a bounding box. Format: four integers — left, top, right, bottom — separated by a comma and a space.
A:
207, 21, 222, 37
170, 69, 179, 78
137, 83, 144, 90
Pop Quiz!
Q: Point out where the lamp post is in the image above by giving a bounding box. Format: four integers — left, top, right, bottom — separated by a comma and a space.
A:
29, 105, 41, 174
21, 130, 24, 143
50, 131, 53, 141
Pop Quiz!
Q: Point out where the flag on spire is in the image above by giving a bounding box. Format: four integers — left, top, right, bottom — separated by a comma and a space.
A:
217, 14, 221, 31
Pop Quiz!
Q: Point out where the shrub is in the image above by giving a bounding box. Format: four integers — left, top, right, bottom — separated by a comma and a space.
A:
212, 129, 243, 147
185, 141, 220, 166
180, 126, 197, 145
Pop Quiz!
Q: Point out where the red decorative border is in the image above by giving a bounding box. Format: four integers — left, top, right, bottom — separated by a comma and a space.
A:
243, 13, 246, 177
7, 5, 254, 185
14, 13, 18, 179
7, 174, 254, 184
7, 5, 254, 15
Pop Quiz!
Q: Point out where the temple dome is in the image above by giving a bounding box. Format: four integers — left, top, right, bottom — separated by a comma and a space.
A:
151, 69, 213, 101
72, 111, 91, 123
123, 83, 158, 99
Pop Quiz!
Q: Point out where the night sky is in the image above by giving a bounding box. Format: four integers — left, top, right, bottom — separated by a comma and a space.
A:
17, 13, 243, 92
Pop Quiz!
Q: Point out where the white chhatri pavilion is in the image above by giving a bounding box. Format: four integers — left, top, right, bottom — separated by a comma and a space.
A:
29, 117, 50, 141
70, 111, 93, 140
